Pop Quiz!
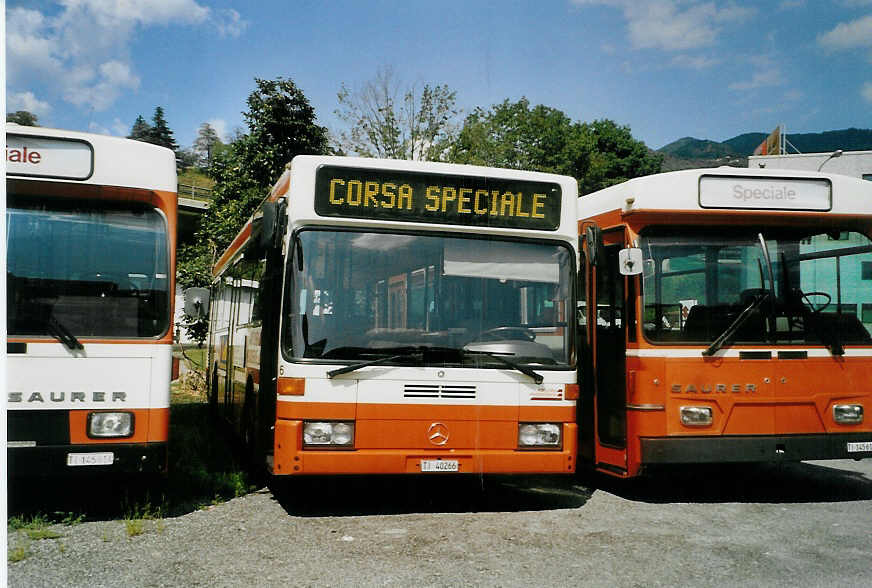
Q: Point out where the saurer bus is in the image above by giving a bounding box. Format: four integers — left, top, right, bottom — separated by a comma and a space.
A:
6, 125, 177, 475
189, 156, 578, 476
577, 167, 872, 477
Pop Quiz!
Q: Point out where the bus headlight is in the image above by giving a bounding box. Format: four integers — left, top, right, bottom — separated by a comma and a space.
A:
303, 421, 355, 447
88, 412, 134, 438
680, 406, 713, 427
834, 404, 863, 424
518, 423, 561, 448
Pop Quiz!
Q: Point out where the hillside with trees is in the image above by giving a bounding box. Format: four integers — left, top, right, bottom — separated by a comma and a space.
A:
659, 128, 872, 170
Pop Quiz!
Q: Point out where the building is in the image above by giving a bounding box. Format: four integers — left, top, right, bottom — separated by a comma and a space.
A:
749, 150, 872, 180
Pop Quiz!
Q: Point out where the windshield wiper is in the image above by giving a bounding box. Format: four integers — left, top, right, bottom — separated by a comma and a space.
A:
326, 348, 424, 378
702, 291, 769, 357
325, 345, 544, 384
462, 349, 544, 384
46, 314, 84, 351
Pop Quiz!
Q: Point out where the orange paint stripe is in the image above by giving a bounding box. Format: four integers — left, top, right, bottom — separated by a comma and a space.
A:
276, 401, 574, 422
68, 408, 168, 444
268, 170, 291, 201
213, 222, 253, 277
8, 336, 174, 345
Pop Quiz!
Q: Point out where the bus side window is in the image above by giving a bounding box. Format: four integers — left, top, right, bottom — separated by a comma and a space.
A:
251, 257, 267, 324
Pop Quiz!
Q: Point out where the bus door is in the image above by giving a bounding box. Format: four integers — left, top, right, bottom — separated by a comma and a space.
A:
585, 226, 629, 475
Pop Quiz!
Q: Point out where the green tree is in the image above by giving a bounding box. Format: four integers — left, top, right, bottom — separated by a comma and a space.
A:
7, 111, 38, 126
193, 122, 221, 167
127, 115, 151, 141
578, 119, 663, 194
444, 98, 590, 177
334, 67, 459, 160
147, 106, 178, 152
177, 76, 330, 342
443, 98, 661, 194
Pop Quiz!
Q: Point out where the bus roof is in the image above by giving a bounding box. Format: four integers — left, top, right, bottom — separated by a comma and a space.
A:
6, 124, 177, 192
579, 167, 872, 220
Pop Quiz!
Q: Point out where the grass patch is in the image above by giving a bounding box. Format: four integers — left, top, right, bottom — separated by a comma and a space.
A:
177, 168, 214, 201
60, 512, 85, 526
8, 544, 31, 563
8, 514, 63, 541
26, 527, 63, 541
163, 402, 257, 513
124, 518, 145, 538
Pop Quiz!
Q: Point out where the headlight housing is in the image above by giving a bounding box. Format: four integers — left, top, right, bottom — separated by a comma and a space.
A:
833, 404, 863, 424
518, 423, 562, 449
88, 412, 134, 438
303, 421, 355, 447
680, 406, 713, 427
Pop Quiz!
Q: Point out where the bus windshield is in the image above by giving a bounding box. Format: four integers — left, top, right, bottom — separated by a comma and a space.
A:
282, 229, 574, 368
641, 227, 872, 347
6, 197, 171, 338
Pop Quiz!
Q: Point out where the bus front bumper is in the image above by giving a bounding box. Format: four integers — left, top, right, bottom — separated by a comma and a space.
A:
7, 442, 168, 476
641, 433, 872, 464
274, 421, 577, 475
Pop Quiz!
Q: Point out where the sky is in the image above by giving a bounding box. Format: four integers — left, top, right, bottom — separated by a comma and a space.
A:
5, 0, 872, 152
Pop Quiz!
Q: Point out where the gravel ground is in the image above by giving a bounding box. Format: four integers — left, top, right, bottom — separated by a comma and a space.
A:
7, 461, 872, 587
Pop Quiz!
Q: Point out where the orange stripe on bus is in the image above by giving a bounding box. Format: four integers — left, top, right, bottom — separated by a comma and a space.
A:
213, 222, 253, 277
276, 401, 574, 422
68, 408, 169, 444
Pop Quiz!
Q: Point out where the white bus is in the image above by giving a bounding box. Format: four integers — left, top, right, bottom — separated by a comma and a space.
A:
194, 156, 579, 476
6, 125, 177, 475
577, 167, 872, 477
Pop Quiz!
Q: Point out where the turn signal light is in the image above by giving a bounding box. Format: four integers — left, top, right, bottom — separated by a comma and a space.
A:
564, 384, 579, 400
277, 377, 305, 396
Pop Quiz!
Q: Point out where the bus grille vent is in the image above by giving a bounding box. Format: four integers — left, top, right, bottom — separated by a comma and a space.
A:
403, 384, 476, 399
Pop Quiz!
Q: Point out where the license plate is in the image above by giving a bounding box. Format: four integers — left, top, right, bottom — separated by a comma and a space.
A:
66, 452, 114, 467
420, 459, 459, 472
847, 442, 872, 453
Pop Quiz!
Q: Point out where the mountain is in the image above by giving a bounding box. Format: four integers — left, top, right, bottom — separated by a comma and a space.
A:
657, 128, 872, 171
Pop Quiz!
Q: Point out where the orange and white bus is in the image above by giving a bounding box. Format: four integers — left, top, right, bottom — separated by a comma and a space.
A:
6, 125, 177, 475
578, 167, 872, 477
194, 156, 578, 476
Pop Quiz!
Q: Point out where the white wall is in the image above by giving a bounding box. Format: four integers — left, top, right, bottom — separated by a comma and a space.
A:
748, 151, 872, 179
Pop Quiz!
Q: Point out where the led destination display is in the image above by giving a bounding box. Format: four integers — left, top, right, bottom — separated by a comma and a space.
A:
314, 165, 562, 230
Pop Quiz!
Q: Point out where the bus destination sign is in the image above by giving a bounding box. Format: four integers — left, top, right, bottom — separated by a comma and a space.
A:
314, 165, 562, 230
6, 134, 94, 181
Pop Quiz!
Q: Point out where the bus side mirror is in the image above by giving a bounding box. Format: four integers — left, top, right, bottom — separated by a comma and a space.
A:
260, 199, 287, 250
618, 248, 643, 276
183, 287, 211, 319
584, 225, 603, 267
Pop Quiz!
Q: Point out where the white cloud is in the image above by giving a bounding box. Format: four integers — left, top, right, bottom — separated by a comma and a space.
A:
112, 118, 130, 136
6, 1, 246, 114
87, 117, 129, 137
8, 91, 53, 117
573, 0, 755, 51
728, 68, 785, 91
671, 54, 720, 69
862, 82, 872, 103
818, 15, 872, 51
207, 119, 230, 142
212, 9, 248, 38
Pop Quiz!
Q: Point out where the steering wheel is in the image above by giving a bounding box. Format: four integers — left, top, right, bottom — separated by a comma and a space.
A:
478, 326, 537, 342
801, 291, 831, 314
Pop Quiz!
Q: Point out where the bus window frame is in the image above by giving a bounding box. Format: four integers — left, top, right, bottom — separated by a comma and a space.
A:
278, 225, 578, 369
